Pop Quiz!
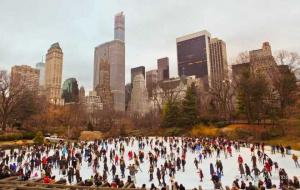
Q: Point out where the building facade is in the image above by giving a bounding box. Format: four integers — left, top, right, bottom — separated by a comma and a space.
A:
131, 66, 145, 85
79, 86, 85, 100
249, 42, 277, 77
176, 30, 212, 88
157, 57, 169, 81
83, 91, 103, 113
151, 76, 203, 110
146, 69, 158, 97
114, 12, 125, 42
94, 41, 125, 111
231, 42, 277, 82
45, 42, 63, 104
209, 38, 229, 87
61, 78, 79, 103
93, 12, 125, 111
35, 62, 45, 87
11, 65, 40, 92
129, 73, 149, 115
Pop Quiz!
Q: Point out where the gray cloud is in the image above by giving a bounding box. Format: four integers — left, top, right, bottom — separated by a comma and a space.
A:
0, 0, 299, 92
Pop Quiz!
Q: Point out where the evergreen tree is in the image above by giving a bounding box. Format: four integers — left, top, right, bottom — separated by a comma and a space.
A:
161, 100, 180, 128
181, 82, 198, 127
33, 131, 44, 145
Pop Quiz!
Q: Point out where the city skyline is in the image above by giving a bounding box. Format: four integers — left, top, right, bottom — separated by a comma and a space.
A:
0, 0, 300, 92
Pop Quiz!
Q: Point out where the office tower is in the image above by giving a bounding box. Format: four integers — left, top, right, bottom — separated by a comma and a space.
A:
209, 38, 229, 87
157, 57, 169, 81
131, 66, 145, 85
129, 73, 149, 115
176, 30, 211, 88
114, 12, 125, 42
35, 62, 45, 87
11, 65, 40, 92
94, 56, 114, 110
62, 78, 79, 103
146, 69, 158, 97
125, 83, 132, 111
94, 41, 125, 111
45, 42, 63, 103
94, 12, 125, 111
79, 86, 85, 99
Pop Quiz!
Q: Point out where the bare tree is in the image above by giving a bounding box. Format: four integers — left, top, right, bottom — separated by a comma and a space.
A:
234, 51, 250, 65
209, 80, 235, 121
0, 72, 25, 131
272, 50, 299, 117
152, 80, 186, 112
275, 50, 300, 71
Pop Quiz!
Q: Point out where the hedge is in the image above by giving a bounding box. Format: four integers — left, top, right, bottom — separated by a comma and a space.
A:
0, 132, 35, 141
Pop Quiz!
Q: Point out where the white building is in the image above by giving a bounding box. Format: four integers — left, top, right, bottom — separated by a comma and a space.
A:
83, 91, 103, 113
129, 74, 149, 115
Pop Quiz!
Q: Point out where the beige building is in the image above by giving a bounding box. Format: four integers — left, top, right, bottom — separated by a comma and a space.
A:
11, 65, 40, 92
45, 42, 63, 104
157, 57, 169, 81
151, 76, 204, 110
231, 42, 277, 82
82, 91, 103, 113
209, 38, 229, 87
129, 73, 149, 115
249, 42, 277, 77
146, 69, 158, 97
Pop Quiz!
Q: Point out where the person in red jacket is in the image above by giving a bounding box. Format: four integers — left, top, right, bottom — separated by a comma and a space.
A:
114, 154, 119, 165
238, 155, 243, 165
111, 180, 118, 188
128, 151, 133, 160
44, 176, 51, 183
41, 156, 47, 170
265, 162, 272, 176
227, 146, 232, 157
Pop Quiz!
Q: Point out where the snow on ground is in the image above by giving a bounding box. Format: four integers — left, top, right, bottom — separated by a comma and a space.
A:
4, 137, 300, 189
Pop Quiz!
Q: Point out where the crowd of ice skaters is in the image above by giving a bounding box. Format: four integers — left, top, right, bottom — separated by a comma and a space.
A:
0, 136, 299, 190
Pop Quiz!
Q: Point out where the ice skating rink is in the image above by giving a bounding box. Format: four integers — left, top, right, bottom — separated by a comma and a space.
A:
4, 137, 300, 189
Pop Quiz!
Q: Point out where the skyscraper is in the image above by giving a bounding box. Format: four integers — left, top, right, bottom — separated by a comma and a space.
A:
94, 12, 125, 111
94, 41, 125, 111
131, 66, 145, 85
11, 65, 40, 92
62, 78, 79, 103
129, 73, 149, 115
95, 54, 113, 110
114, 12, 125, 42
146, 70, 158, 97
79, 86, 85, 100
45, 42, 63, 104
157, 57, 169, 81
209, 38, 228, 87
36, 62, 45, 87
176, 30, 211, 88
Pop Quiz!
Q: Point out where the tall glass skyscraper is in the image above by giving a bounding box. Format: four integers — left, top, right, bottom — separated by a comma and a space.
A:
176, 30, 211, 88
35, 62, 45, 87
94, 12, 125, 111
114, 12, 125, 42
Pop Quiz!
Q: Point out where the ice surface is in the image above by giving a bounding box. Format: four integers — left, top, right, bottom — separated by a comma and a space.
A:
3, 137, 300, 189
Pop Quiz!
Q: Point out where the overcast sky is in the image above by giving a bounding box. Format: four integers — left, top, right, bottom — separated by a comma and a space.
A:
0, 0, 299, 92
